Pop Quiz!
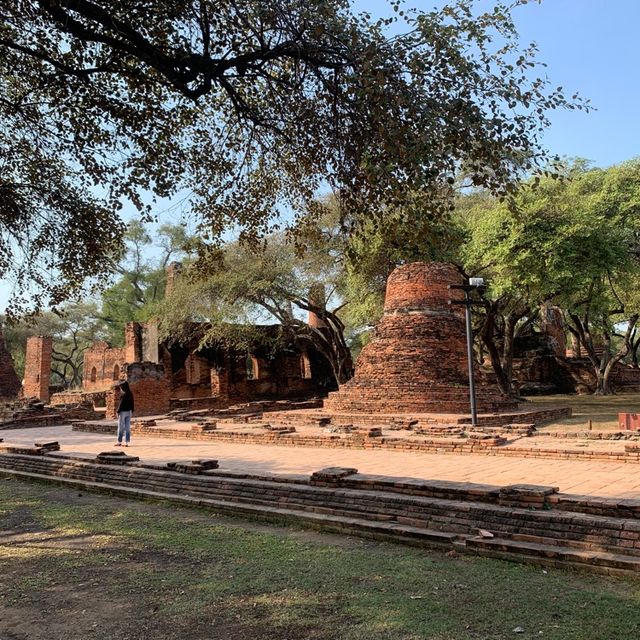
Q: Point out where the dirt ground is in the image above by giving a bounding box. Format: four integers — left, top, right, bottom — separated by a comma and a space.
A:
0, 479, 369, 640
3, 477, 640, 640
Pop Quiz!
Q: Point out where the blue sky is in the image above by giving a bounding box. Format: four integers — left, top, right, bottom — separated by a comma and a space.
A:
353, 0, 640, 167
503, 0, 640, 166
1, 0, 639, 312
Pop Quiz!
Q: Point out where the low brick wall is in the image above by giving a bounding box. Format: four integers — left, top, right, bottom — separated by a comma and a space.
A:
50, 390, 106, 407
2, 452, 640, 575
72, 421, 640, 463
266, 406, 572, 429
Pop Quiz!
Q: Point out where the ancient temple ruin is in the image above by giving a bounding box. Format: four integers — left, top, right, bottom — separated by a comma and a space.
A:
34, 316, 333, 417
324, 262, 518, 414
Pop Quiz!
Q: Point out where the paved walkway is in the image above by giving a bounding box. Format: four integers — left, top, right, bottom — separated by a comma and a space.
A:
3, 424, 640, 499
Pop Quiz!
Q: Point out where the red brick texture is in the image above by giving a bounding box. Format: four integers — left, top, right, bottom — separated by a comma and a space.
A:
82, 342, 126, 392
106, 362, 171, 418
124, 322, 143, 363
3, 453, 640, 575
324, 262, 517, 414
0, 325, 20, 399
23, 336, 53, 402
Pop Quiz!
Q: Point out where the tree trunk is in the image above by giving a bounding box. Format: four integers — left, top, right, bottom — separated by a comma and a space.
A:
631, 328, 640, 368
501, 312, 517, 388
594, 314, 639, 394
479, 301, 516, 397
290, 311, 354, 388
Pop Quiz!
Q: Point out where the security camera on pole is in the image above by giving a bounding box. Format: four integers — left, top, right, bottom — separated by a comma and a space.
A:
448, 277, 486, 428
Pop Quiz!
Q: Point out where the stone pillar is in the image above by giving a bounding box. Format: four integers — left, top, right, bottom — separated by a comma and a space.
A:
165, 262, 183, 297
211, 365, 229, 400
124, 322, 143, 363
0, 325, 20, 399
568, 334, 582, 359
23, 336, 53, 402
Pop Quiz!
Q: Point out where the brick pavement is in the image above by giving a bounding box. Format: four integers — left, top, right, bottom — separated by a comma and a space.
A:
3, 424, 640, 499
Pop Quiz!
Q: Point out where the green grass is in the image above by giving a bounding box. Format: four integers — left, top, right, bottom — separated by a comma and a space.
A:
527, 392, 640, 431
1, 476, 640, 639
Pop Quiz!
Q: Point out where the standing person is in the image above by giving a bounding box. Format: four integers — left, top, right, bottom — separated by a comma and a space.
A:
114, 380, 134, 447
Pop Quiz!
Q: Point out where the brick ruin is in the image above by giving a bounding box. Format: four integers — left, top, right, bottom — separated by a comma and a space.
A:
23, 336, 53, 403
0, 324, 20, 399
512, 305, 640, 395
79, 317, 334, 418
324, 262, 518, 414
83, 341, 126, 392
16, 258, 640, 419
105, 362, 171, 418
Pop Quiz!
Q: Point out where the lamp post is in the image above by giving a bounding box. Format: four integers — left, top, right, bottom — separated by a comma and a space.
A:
449, 278, 486, 428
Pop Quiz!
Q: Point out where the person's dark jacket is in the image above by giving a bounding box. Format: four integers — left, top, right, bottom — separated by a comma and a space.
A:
117, 390, 134, 413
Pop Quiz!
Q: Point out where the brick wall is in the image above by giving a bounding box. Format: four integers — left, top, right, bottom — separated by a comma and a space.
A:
324, 262, 517, 414
50, 390, 106, 407
0, 325, 20, 399
82, 342, 126, 392
106, 362, 171, 418
23, 336, 53, 402
165, 262, 183, 297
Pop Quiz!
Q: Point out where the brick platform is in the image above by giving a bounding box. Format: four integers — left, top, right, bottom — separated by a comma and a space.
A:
70, 417, 640, 463
3, 451, 640, 575
324, 263, 518, 414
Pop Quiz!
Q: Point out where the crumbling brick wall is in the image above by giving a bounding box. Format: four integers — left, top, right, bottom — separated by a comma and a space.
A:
106, 362, 171, 418
82, 342, 126, 392
23, 336, 53, 402
0, 325, 20, 399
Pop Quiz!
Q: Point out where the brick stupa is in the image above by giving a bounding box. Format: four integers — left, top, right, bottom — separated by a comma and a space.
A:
323, 262, 518, 414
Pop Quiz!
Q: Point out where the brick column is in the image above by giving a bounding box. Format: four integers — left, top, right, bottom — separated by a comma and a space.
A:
307, 284, 327, 328
125, 322, 143, 363
23, 336, 53, 402
165, 262, 183, 297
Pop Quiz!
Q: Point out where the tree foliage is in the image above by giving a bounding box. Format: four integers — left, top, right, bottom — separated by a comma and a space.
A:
161, 226, 354, 385
1, 0, 585, 315
460, 160, 640, 395
98, 221, 193, 345
3, 301, 105, 386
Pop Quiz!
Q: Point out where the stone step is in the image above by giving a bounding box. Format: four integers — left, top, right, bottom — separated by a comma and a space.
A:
3, 453, 640, 575
508, 532, 640, 558
0, 465, 459, 550
465, 536, 640, 573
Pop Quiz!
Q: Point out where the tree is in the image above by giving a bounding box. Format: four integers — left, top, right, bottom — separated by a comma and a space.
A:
461, 160, 640, 396
335, 189, 465, 356
3, 301, 105, 386
1, 0, 586, 315
99, 221, 193, 344
161, 227, 354, 386
557, 162, 640, 394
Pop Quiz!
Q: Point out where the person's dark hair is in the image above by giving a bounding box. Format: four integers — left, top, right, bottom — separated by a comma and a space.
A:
119, 380, 131, 393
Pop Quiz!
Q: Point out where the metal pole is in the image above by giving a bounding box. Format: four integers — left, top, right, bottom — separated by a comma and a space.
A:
463, 289, 478, 428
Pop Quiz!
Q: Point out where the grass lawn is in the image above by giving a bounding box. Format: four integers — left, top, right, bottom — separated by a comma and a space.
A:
1, 477, 640, 639
526, 392, 640, 431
